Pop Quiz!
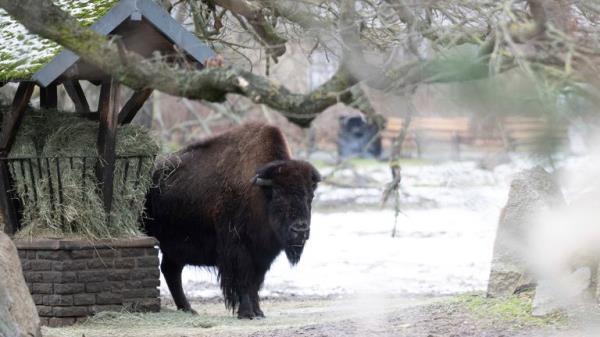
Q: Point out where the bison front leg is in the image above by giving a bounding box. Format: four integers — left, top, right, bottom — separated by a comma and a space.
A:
237, 293, 255, 319
250, 272, 266, 318
238, 274, 266, 319
217, 245, 259, 319
161, 256, 196, 314
235, 273, 259, 319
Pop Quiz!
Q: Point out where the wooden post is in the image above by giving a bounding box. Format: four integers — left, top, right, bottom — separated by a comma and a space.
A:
96, 79, 119, 214
40, 83, 58, 109
64, 80, 91, 114
452, 132, 461, 161
415, 133, 423, 159
0, 82, 34, 235
118, 88, 153, 124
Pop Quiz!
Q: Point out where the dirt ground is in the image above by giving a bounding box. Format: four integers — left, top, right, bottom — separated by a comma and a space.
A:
43, 294, 591, 337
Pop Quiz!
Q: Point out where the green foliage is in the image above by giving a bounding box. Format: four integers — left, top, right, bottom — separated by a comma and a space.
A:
423, 45, 489, 83
454, 294, 567, 327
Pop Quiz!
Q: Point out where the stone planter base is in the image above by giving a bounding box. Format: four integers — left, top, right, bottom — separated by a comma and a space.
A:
15, 236, 161, 327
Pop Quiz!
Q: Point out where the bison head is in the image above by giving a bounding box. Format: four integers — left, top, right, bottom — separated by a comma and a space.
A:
251, 160, 320, 265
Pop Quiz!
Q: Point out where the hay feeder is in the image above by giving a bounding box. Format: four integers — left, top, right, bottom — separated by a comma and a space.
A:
0, 0, 215, 326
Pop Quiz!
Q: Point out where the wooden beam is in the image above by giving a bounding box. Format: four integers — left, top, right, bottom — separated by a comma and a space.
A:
0, 163, 18, 235
95, 79, 119, 214
39, 83, 58, 109
118, 88, 153, 124
64, 80, 91, 114
0, 83, 34, 152
0, 82, 34, 235
75, 113, 100, 121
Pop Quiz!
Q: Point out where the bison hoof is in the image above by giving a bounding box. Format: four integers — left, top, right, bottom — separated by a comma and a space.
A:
237, 310, 255, 320
181, 307, 198, 315
254, 309, 265, 318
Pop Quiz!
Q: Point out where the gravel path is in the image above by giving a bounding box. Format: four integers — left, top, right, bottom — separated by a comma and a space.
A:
44, 295, 582, 337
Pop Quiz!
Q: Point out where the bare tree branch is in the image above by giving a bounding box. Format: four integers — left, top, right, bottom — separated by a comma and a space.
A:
2, 0, 597, 130
0, 0, 369, 127
210, 0, 287, 60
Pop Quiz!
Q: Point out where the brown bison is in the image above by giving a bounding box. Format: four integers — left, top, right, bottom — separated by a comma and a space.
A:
144, 123, 320, 319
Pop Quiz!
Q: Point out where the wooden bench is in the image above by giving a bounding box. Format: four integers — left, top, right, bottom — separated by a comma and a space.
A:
500, 117, 568, 150
382, 116, 568, 157
382, 117, 471, 157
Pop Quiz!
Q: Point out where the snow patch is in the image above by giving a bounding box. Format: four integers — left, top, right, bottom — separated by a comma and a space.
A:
161, 200, 507, 299
0, 0, 118, 80
159, 156, 582, 300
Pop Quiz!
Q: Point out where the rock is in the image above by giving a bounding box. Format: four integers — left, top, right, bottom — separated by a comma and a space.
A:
529, 183, 600, 314
487, 166, 565, 298
0, 232, 41, 337
531, 282, 562, 317
532, 267, 592, 317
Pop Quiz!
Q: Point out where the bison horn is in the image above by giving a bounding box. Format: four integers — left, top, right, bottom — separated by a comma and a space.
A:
251, 176, 273, 186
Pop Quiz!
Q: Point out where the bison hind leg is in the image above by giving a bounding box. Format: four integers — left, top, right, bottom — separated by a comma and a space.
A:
161, 256, 196, 314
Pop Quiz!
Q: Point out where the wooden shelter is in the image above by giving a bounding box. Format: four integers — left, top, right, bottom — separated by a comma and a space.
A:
0, 0, 215, 235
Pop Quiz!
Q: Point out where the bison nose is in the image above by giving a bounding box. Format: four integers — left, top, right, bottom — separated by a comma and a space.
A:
290, 221, 309, 233
289, 221, 310, 242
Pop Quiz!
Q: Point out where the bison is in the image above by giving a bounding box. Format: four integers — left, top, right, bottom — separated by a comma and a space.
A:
144, 122, 321, 319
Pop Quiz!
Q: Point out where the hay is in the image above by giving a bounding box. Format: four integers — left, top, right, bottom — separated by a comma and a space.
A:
2, 106, 158, 239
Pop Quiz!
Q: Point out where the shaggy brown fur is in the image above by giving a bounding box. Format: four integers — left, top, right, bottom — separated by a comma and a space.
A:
144, 123, 320, 319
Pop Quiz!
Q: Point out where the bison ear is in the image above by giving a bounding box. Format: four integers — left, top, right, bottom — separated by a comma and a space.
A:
251, 160, 286, 186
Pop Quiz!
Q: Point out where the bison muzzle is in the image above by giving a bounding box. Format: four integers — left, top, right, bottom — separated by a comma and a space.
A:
144, 123, 320, 319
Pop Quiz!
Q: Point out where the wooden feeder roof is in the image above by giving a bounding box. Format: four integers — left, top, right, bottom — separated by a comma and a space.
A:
0, 0, 215, 86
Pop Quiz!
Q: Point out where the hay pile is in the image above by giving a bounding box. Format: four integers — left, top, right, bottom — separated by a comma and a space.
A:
1, 105, 159, 239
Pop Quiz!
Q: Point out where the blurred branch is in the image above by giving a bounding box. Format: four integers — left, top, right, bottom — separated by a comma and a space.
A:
256, 0, 330, 31
3, 0, 600, 127
382, 100, 415, 238
209, 0, 287, 60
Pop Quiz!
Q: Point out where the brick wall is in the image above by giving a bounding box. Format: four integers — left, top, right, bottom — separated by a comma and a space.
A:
15, 237, 161, 327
